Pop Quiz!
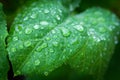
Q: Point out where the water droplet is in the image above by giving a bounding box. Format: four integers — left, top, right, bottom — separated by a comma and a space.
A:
24, 41, 32, 47
16, 70, 21, 75
35, 60, 40, 66
100, 53, 103, 57
11, 47, 16, 52
13, 36, 18, 41
25, 28, 32, 34
30, 14, 37, 19
74, 25, 84, 32
71, 38, 78, 45
49, 49, 54, 53
23, 17, 28, 21
19, 44, 24, 49
15, 25, 23, 32
53, 41, 58, 47
52, 30, 56, 34
33, 24, 39, 29
61, 27, 70, 37
46, 37, 50, 41
114, 36, 118, 44
36, 43, 48, 51
40, 21, 49, 25
56, 15, 60, 20
44, 9, 49, 13
44, 72, 48, 76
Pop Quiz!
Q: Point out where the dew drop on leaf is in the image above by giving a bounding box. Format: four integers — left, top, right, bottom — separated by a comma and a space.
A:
40, 21, 49, 25
33, 24, 39, 29
46, 37, 50, 41
24, 41, 32, 47
61, 27, 70, 37
19, 44, 24, 49
52, 41, 58, 47
36, 43, 48, 51
13, 36, 18, 41
30, 13, 37, 19
49, 49, 54, 53
25, 28, 32, 34
56, 15, 60, 20
35, 60, 40, 66
74, 25, 84, 32
44, 9, 49, 14
44, 72, 48, 76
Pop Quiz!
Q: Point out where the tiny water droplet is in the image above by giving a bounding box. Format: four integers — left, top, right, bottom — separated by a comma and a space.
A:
74, 25, 84, 32
71, 38, 78, 45
53, 41, 58, 47
15, 25, 23, 32
44, 72, 48, 76
24, 41, 32, 47
13, 36, 18, 41
49, 49, 54, 53
36, 43, 47, 51
52, 30, 56, 34
35, 60, 40, 66
56, 15, 60, 20
61, 27, 70, 37
30, 14, 37, 19
40, 21, 49, 25
16, 70, 21, 75
44, 9, 49, 13
25, 28, 32, 34
19, 44, 24, 49
24, 17, 28, 21
33, 24, 39, 29
114, 36, 118, 44
46, 37, 50, 41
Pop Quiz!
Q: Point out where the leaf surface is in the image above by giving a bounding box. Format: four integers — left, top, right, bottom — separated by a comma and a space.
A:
0, 3, 9, 80
7, 1, 120, 79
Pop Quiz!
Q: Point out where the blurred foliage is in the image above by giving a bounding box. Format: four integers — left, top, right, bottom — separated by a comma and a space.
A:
0, 0, 120, 80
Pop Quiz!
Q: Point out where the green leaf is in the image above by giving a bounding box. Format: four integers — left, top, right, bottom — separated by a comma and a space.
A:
7, 0, 69, 77
68, 7, 120, 79
7, 1, 120, 79
0, 3, 9, 80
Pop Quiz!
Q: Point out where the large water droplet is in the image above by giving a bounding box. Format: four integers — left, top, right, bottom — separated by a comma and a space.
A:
25, 28, 32, 34
33, 24, 39, 29
36, 43, 48, 51
74, 25, 84, 32
40, 21, 49, 25
61, 27, 70, 37
13, 36, 18, 41
24, 41, 32, 47
44, 72, 48, 76
44, 9, 49, 13
35, 60, 40, 66
53, 41, 58, 47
